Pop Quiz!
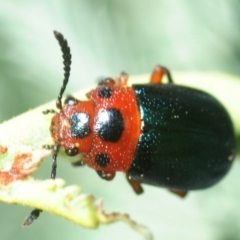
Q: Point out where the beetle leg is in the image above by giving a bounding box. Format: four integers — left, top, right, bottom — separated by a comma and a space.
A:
126, 175, 144, 194
170, 189, 187, 198
71, 160, 85, 167
117, 72, 128, 86
150, 65, 174, 84
96, 170, 115, 180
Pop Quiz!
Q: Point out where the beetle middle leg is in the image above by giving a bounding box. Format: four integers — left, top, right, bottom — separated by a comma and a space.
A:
170, 189, 187, 198
72, 159, 85, 167
126, 175, 143, 194
96, 170, 115, 181
150, 65, 174, 84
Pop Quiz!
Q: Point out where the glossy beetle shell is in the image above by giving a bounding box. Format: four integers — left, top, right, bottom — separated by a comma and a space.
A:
127, 84, 236, 190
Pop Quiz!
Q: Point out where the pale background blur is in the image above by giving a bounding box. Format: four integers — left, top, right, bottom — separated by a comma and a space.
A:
0, 1, 240, 240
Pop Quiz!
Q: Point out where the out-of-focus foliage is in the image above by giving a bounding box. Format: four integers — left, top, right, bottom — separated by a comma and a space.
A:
0, 1, 240, 122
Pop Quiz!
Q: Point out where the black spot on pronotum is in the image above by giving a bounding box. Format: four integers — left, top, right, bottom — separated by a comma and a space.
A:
95, 108, 124, 142
98, 87, 112, 98
95, 153, 110, 167
70, 112, 91, 138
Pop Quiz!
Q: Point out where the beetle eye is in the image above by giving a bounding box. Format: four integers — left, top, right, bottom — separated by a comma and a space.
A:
69, 112, 91, 138
64, 96, 78, 105
65, 146, 78, 156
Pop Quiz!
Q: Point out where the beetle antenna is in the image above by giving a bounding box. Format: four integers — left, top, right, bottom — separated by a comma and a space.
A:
53, 30, 72, 110
51, 144, 60, 179
23, 32, 70, 226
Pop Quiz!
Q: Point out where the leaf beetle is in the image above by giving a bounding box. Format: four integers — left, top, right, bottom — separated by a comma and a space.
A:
25, 30, 236, 224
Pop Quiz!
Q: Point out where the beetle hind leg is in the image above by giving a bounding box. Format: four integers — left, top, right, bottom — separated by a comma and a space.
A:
150, 65, 174, 84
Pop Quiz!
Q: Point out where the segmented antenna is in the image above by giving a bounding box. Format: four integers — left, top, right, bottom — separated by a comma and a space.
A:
50, 30, 72, 180
23, 31, 72, 226
53, 30, 72, 109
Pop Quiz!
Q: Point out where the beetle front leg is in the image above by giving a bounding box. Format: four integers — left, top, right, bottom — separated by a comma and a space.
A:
150, 65, 174, 84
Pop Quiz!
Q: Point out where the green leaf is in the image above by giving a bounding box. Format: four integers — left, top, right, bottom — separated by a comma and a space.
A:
0, 178, 152, 240
0, 71, 239, 240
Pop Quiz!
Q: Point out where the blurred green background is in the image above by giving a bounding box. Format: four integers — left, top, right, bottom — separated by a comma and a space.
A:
0, 1, 240, 240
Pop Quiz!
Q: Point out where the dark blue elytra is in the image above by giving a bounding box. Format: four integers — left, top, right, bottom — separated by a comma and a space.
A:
127, 84, 236, 190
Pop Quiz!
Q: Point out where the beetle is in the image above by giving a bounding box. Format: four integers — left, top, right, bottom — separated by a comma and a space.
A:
24, 30, 236, 224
